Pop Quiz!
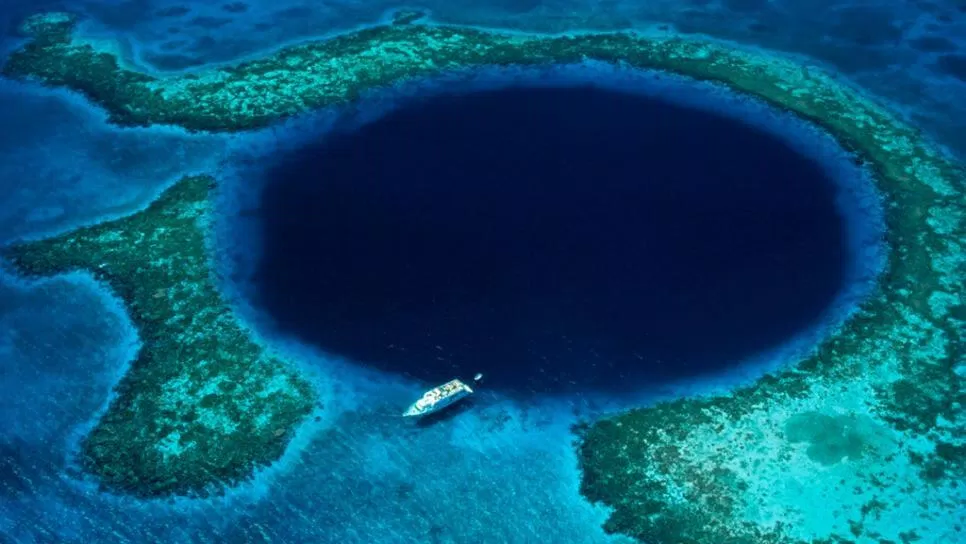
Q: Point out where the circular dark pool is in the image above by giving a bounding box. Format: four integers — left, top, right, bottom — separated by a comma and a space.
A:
252, 85, 848, 394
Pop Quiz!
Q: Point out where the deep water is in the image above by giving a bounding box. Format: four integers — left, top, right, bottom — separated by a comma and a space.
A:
0, 0, 960, 542
253, 85, 847, 395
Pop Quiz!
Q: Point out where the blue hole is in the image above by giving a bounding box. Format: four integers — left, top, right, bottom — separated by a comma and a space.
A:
252, 85, 849, 395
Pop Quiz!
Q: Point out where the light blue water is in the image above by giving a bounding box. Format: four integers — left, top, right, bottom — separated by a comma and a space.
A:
0, 1, 961, 543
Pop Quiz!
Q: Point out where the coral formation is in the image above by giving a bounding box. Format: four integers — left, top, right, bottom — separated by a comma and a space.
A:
2, 10, 962, 542
3, 176, 317, 497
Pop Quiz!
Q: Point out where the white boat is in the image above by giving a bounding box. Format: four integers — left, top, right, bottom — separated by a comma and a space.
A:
403, 376, 479, 417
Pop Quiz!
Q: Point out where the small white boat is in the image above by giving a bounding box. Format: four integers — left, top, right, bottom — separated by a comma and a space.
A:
403, 376, 479, 417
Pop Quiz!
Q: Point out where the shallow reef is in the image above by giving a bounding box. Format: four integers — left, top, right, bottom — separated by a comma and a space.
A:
2, 9, 963, 542
2, 175, 317, 498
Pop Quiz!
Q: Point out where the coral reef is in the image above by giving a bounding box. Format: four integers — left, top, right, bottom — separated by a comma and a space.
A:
2, 10, 962, 542
3, 176, 317, 498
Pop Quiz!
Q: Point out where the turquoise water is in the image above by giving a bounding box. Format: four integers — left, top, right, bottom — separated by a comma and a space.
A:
0, 1, 962, 543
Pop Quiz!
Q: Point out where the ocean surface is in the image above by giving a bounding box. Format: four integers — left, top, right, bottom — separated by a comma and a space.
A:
0, 1, 962, 543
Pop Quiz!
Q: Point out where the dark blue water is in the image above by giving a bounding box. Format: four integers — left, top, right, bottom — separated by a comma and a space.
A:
254, 86, 845, 394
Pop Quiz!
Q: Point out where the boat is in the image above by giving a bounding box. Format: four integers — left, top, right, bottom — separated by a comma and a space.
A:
402, 375, 481, 417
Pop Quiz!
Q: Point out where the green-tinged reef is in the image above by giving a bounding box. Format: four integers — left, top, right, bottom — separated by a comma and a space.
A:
2, 8, 963, 540
3, 176, 317, 498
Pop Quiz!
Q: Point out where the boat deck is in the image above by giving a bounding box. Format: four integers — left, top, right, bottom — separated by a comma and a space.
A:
403, 378, 474, 417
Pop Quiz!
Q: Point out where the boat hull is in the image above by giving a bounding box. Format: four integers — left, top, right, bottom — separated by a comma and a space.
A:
403, 379, 474, 417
